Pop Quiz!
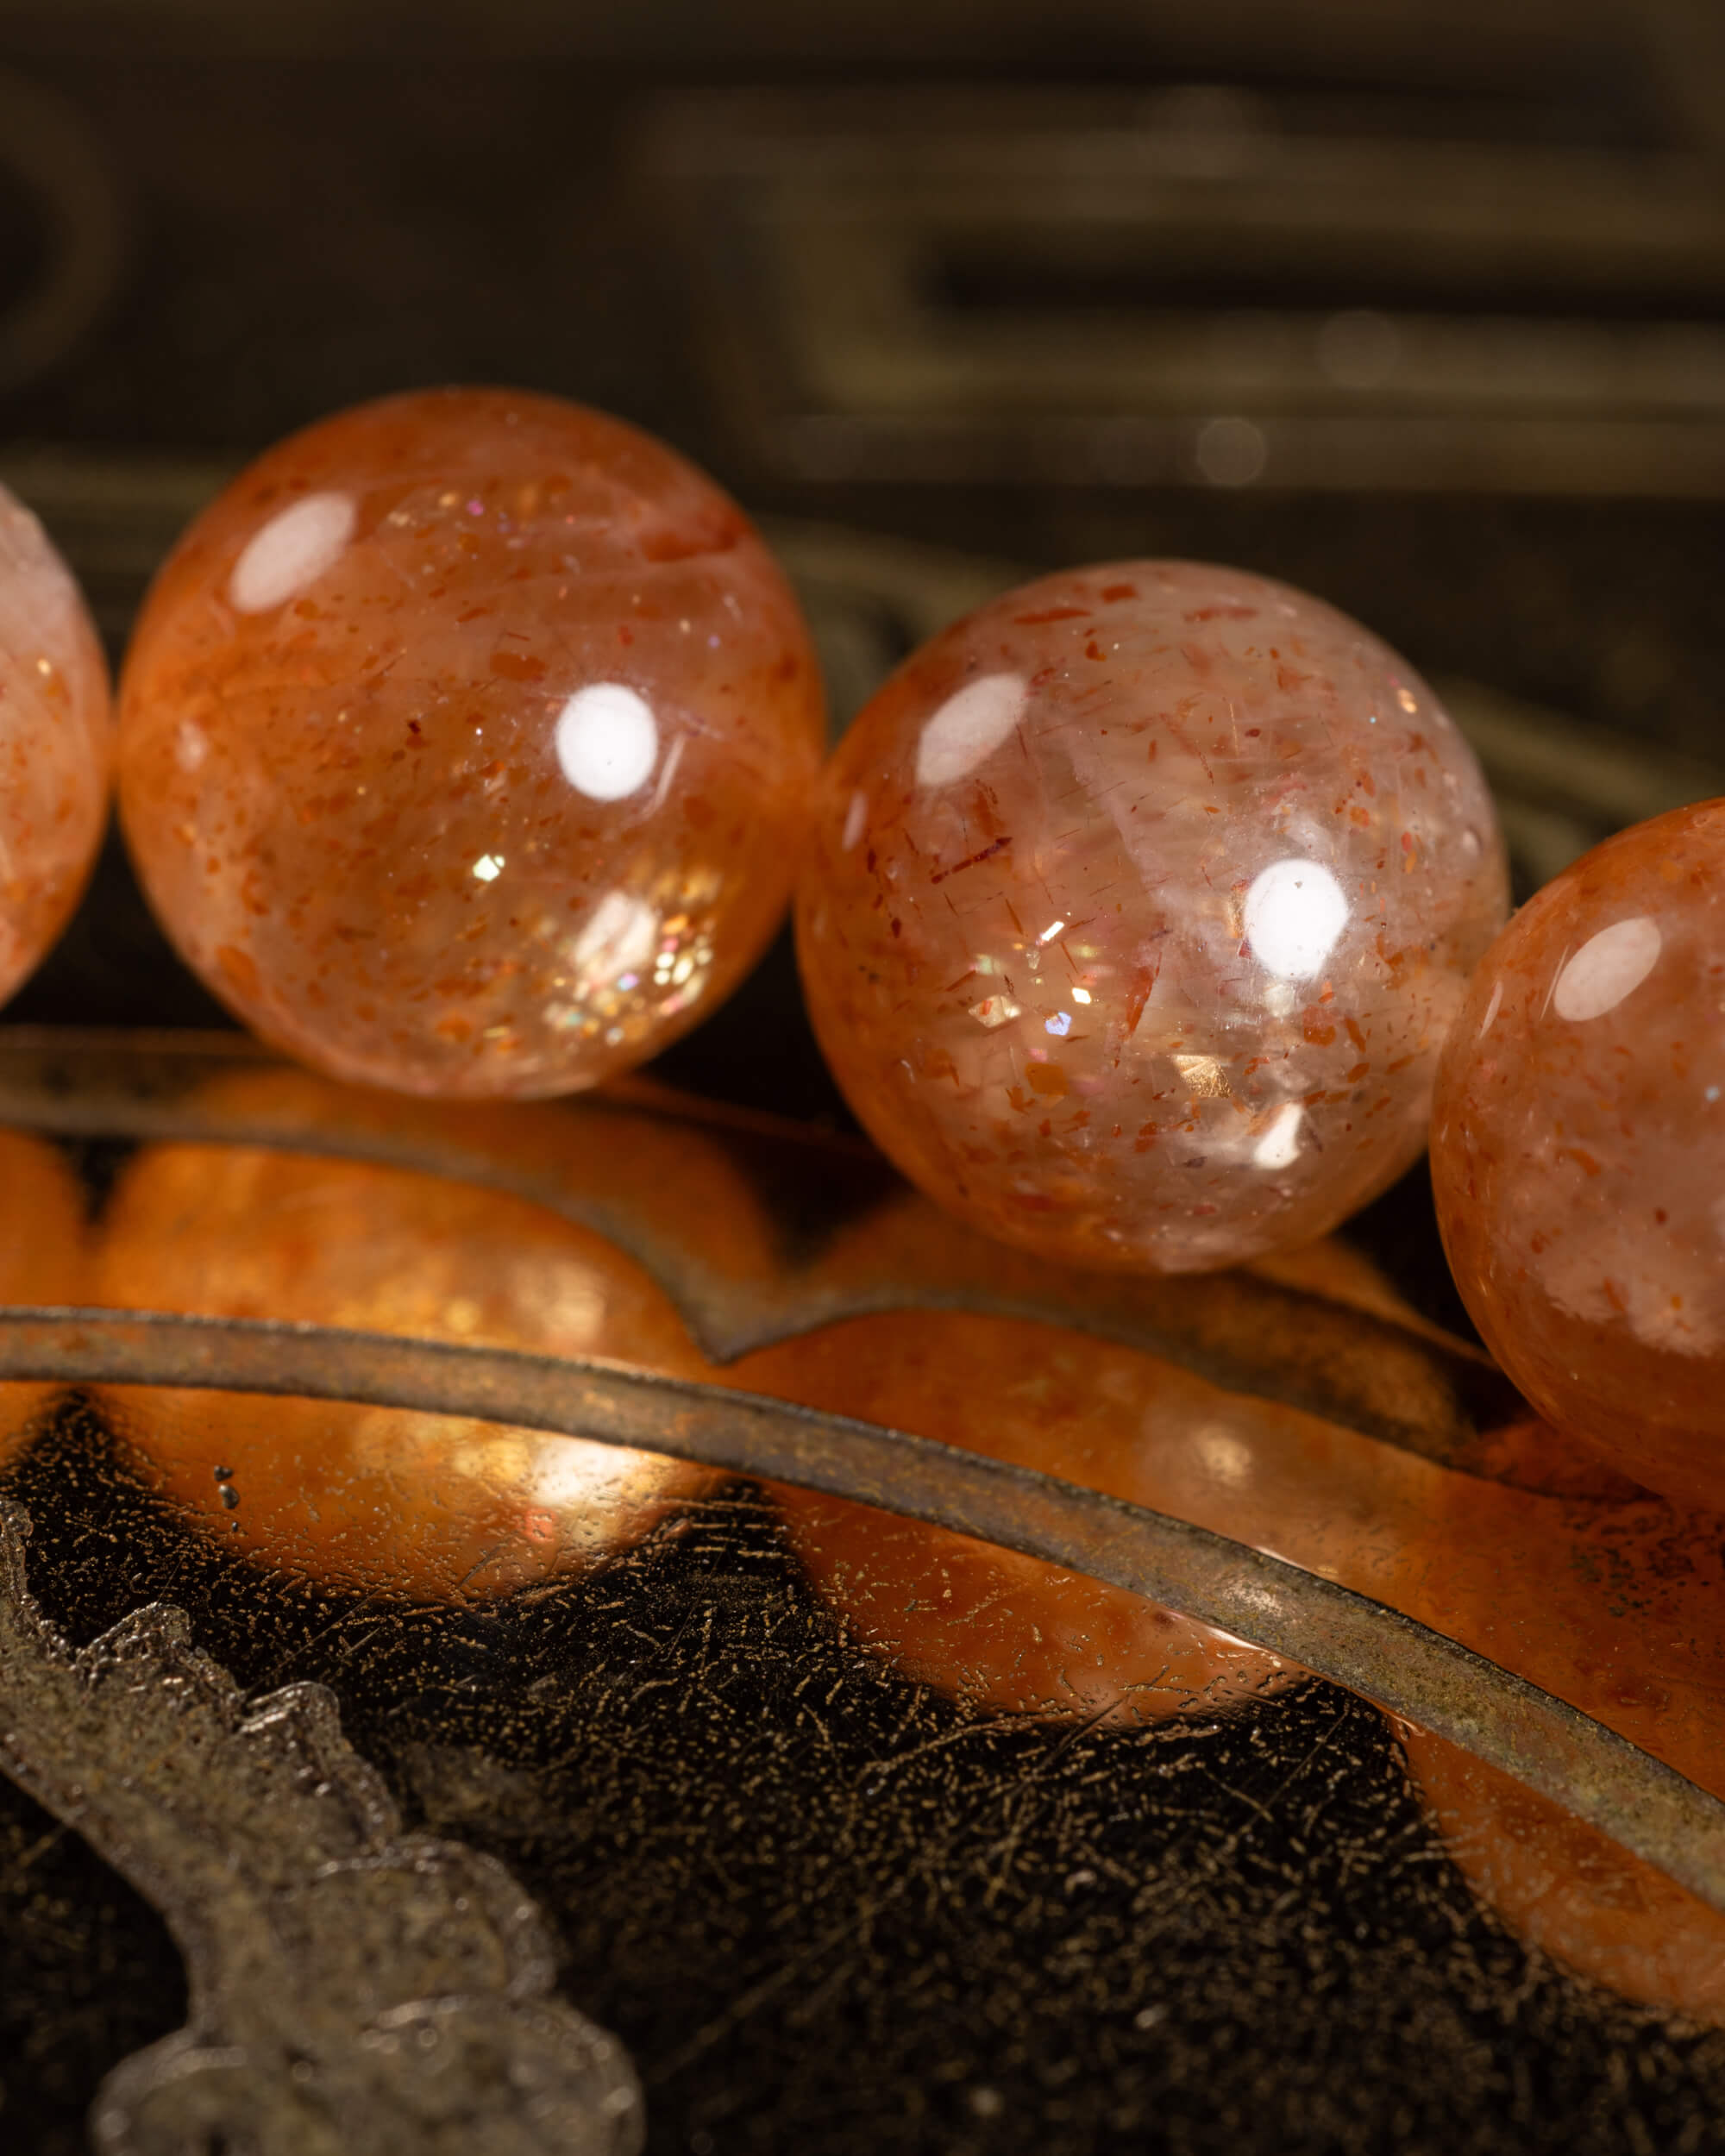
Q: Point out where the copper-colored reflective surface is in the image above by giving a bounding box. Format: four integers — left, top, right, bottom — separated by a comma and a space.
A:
91, 1139, 718, 1598
0, 1127, 85, 1451
6, 1044, 1725, 2138
1400, 1724, 1725, 2024
736, 1308, 1290, 1721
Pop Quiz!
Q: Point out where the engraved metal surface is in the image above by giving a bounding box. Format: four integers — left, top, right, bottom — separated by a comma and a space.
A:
644, 27, 1725, 497
1, 1306, 1722, 1933
0, 1486, 641, 2154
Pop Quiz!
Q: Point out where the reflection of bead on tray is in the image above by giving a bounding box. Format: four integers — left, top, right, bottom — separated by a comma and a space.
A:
3, 1022, 1725, 2005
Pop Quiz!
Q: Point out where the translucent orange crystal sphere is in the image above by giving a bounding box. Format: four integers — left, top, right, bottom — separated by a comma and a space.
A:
798, 561, 1507, 1272
0, 484, 111, 1008
116, 388, 824, 1097
1432, 798, 1725, 1510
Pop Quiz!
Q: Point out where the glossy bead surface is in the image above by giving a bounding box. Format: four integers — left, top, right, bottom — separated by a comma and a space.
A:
798, 561, 1505, 1273
92, 1143, 718, 1598
117, 388, 824, 1098
1432, 799, 1725, 1511
0, 485, 111, 1008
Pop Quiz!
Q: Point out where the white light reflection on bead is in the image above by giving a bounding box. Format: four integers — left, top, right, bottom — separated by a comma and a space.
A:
1243, 859, 1348, 981
1251, 1102, 1304, 1171
1552, 916, 1662, 1022
914, 673, 1026, 787
555, 683, 659, 801
569, 890, 659, 993
471, 854, 505, 883
645, 733, 686, 817
228, 492, 356, 613
842, 790, 869, 851
1479, 981, 1503, 1035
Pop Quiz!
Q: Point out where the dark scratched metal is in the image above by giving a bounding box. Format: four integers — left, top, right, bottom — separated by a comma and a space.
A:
3, 1306, 1723, 1927
0, 1491, 643, 2155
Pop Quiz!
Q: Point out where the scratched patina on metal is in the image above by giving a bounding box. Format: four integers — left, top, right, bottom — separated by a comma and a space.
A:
0, 1492, 641, 2155
6, 1035, 1725, 2153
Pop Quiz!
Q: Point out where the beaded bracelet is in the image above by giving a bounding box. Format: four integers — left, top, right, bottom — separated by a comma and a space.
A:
1, 383, 1716, 1515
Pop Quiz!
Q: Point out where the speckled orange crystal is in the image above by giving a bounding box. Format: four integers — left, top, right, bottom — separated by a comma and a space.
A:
1432, 798, 1725, 1510
0, 485, 111, 1007
91, 1143, 718, 1598
116, 388, 824, 1097
798, 561, 1506, 1272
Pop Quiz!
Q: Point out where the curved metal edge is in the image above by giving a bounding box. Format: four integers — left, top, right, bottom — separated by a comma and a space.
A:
0, 1030, 1537, 1489
1, 1304, 1722, 1917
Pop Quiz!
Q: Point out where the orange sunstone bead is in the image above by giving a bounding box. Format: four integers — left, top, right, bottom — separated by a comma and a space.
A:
1432, 798, 1725, 1511
797, 561, 1506, 1273
116, 388, 823, 1098
0, 484, 111, 1008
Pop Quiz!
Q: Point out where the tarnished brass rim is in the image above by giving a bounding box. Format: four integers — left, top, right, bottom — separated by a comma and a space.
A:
1, 1303, 1722, 1917
0, 1026, 1524, 1476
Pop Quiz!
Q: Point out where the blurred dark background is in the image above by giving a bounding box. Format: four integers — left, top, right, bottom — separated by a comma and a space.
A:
0, 0, 1722, 1116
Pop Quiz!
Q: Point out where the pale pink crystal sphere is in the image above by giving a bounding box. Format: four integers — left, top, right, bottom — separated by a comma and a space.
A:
0, 483, 110, 1007
1433, 799, 1725, 1512
116, 388, 823, 1099
799, 561, 1507, 1273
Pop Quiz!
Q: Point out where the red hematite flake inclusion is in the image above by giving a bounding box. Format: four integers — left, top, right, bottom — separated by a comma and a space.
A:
798, 561, 1507, 1273
117, 387, 824, 1099
1433, 799, 1725, 1510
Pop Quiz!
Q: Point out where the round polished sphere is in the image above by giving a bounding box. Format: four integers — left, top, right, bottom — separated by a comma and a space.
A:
117, 387, 824, 1097
1432, 798, 1725, 1510
797, 561, 1507, 1272
0, 483, 111, 1008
